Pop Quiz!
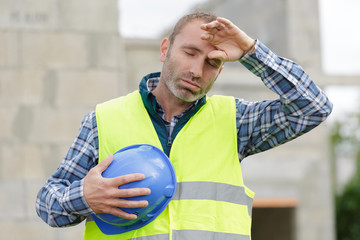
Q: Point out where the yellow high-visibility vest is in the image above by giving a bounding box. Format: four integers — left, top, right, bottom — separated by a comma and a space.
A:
83, 91, 254, 240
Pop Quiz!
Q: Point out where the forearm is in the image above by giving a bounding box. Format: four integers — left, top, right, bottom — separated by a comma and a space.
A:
237, 41, 333, 158
241, 40, 332, 125
36, 178, 91, 227
36, 111, 98, 227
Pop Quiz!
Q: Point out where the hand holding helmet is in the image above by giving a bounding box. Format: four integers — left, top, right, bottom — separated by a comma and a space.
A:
83, 153, 151, 220
88, 144, 177, 235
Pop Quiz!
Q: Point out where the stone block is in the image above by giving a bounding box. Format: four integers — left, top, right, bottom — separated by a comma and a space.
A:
90, 33, 123, 69
0, 0, 57, 30
124, 38, 163, 91
57, 0, 119, 32
0, 180, 25, 219
56, 70, 121, 107
41, 144, 71, 178
29, 106, 90, 144
0, 70, 22, 106
0, 31, 19, 66
0, 219, 56, 240
0, 69, 45, 106
21, 32, 89, 68
1, 143, 23, 179
287, 0, 321, 67
21, 69, 46, 105
2, 143, 45, 180
0, 107, 17, 141
11, 105, 33, 142
243, 154, 318, 183
54, 222, 85, 240
0, 0, 119, 33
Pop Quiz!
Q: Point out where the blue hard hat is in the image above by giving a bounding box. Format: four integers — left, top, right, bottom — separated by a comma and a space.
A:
91, 144, 177, 235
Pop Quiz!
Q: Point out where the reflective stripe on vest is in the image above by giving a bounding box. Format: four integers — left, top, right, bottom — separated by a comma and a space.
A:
173, 182, 253, 217
83, 91, 254, 240
86, 217, 251, 240
85, 221, 250, 240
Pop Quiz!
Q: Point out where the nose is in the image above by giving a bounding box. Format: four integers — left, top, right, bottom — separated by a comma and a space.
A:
189, 61, 204, 79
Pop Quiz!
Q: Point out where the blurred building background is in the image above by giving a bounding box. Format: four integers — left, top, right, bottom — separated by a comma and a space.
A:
0, 0, 359, 240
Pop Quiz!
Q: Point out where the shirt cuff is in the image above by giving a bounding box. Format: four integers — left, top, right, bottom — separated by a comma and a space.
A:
239, 40, 282, 77
62, 178, 94, 216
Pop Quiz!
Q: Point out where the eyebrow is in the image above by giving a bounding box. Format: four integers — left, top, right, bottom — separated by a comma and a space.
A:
182, 44, 223, 66
182, 45, 203, 54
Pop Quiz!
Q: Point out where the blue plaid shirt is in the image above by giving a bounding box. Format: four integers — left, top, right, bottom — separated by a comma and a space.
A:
36, 40, 333, 227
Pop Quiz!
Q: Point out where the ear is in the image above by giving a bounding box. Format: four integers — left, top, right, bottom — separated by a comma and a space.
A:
160, 38, 170, 62
214, 65, 224, 82
218, 65, 224, 75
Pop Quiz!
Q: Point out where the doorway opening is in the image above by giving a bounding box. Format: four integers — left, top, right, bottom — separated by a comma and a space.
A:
251, 198, 297, 240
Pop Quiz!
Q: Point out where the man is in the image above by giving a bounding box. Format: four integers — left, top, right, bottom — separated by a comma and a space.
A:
36, 11, 332, 239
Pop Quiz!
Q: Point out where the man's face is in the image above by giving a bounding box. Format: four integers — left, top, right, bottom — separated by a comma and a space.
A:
160, 19, 223, 102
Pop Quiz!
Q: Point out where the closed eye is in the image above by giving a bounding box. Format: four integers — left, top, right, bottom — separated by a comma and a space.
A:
207, 59, 222, 68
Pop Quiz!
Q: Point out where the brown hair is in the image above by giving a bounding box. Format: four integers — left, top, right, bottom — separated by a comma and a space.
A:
168, 11, 217, 45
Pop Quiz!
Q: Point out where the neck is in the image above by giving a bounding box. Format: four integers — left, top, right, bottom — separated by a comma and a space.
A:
152, 81, 193, 121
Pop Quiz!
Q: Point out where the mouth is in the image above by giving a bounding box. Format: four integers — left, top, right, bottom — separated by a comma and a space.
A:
181, 79, 200, 91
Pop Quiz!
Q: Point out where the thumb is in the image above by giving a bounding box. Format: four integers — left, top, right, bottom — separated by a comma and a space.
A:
96, 154, 114, 173
208, 50, 228, 62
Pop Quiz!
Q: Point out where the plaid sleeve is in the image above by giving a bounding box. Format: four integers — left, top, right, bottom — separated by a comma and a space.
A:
36, 111, 99, 227
236, 40, 333, 160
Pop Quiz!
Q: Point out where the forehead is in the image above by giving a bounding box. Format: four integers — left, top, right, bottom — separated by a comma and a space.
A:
172, 19, 216, 51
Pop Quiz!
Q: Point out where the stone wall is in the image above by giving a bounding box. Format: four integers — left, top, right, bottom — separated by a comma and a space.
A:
0, 0, 339, 240
0, 0, 125, 239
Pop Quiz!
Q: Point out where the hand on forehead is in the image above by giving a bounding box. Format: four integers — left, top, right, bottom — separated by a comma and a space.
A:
199, 17, 255, 61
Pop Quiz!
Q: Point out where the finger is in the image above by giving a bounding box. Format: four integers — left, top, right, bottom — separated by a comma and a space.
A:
116, 187, 151, 198
111, 198, 149, 209
204, 27, 219, 35
95, 154, 114, 173
208, 50, 228, 62
201, 20, 225, 31
102, 199, 149, 220
111, 173, 146, 186
216, 17, 234, 28
200, 32, 214, 42
105, 207, 138, 220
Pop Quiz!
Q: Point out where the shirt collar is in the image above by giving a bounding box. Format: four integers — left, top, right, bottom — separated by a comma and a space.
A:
139, 72, 205, 116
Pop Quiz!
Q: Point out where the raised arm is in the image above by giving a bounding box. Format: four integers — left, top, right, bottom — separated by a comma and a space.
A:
200, 17, 332, 160
237, 41, 333, 159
